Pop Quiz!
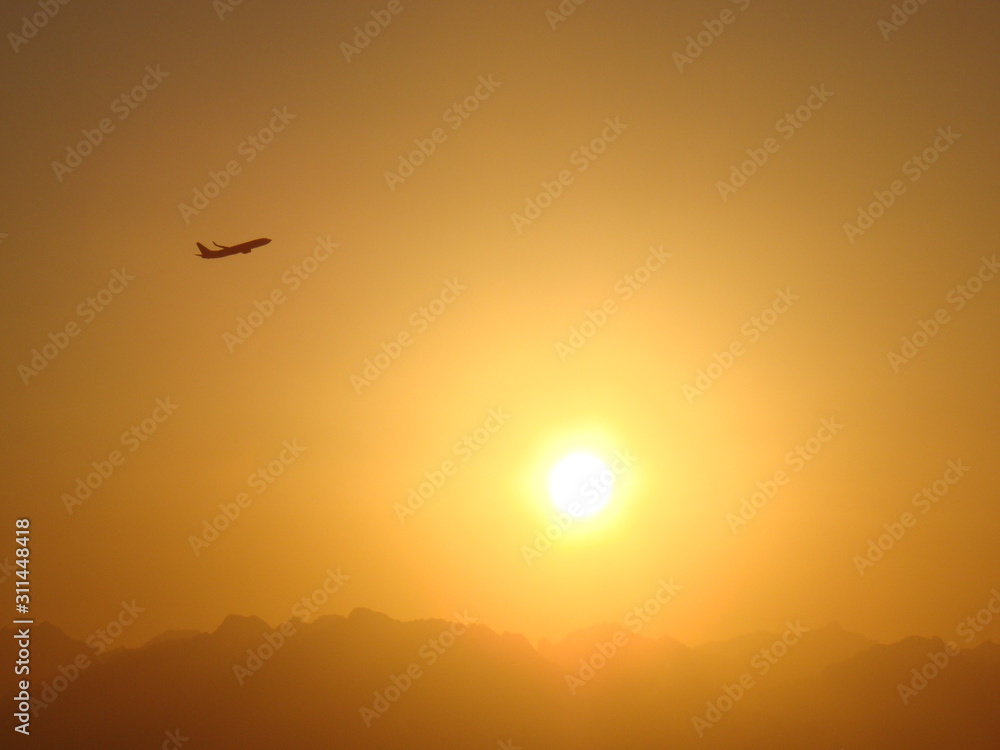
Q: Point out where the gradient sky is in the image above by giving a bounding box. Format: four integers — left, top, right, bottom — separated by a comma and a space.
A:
2, 0, 998, 650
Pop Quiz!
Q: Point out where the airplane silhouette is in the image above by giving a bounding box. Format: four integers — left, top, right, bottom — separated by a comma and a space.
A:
196, 238, 271, 259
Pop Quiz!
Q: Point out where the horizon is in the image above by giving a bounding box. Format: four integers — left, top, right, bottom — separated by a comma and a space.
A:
11, 602, 1000, 745
29, 599, 1000, 653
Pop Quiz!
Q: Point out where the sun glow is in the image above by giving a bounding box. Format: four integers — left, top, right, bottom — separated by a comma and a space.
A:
548, 451, 615, 519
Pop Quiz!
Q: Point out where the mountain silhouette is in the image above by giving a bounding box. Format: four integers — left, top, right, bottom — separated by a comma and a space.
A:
4, 610, 998, 749
142, 628, 203, 647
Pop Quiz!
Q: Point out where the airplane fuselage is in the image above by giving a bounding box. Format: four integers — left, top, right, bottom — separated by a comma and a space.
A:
196, 238, 272, 259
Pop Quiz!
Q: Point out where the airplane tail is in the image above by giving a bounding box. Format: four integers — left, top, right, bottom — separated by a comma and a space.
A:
196, 242, 214, 258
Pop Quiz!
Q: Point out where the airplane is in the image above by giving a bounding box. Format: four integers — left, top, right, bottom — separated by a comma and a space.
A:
195, 238, 271, 259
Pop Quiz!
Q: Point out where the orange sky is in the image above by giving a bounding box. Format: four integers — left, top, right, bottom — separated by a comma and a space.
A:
2, 0, 999, 650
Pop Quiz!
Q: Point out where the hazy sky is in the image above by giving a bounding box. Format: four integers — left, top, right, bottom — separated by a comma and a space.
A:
2, 0, 998, 649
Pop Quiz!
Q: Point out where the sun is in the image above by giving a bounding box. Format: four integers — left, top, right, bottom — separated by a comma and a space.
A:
548, 451, 615, 519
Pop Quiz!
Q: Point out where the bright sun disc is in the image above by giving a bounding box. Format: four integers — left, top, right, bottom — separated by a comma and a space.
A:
548, 451, 614, 519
